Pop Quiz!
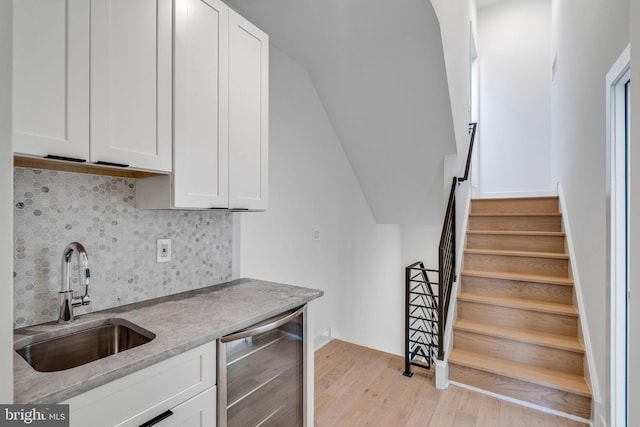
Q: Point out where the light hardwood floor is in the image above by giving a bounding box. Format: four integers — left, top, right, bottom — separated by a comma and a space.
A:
315, 340, 587, 427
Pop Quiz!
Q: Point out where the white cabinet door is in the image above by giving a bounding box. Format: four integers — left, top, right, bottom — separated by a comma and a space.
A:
12, 0, 89, 161
64, 342, 216, 427
157, 387, 216, 427
136, 6, 269, 210
228, 10, 269, 210
90, 0, 172, 172
173, 0, 229, 208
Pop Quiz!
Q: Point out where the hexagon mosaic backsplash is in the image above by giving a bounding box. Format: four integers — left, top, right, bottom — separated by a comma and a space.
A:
13, 167, 233, 328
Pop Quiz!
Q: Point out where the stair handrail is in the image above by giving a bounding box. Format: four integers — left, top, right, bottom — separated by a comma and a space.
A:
437, 122, 477, 360
403, 123, 478, 376
459, 122, 477, 182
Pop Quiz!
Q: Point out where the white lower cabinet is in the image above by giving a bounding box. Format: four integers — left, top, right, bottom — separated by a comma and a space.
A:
157, 387, 216, 427
62, 342, 216, 427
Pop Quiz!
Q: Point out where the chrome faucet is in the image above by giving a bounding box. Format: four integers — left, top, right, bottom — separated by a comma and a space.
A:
58, 242, 91, 323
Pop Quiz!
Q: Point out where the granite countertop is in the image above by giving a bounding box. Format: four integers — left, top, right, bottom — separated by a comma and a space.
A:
13, 278, 323, 404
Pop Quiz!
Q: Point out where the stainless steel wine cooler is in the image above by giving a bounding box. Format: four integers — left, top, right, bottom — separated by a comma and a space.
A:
218, 305, 306, 426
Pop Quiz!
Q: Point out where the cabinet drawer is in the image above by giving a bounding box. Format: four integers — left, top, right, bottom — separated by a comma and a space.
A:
144, 386, 216, 427
63, 342, 215, 427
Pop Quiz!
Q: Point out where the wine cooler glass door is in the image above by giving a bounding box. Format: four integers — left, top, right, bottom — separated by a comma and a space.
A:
218, 306, 305, 427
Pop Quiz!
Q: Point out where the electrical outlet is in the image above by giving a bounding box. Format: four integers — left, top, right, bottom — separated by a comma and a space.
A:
157, 239, 171, 263
312, 228, 321, 242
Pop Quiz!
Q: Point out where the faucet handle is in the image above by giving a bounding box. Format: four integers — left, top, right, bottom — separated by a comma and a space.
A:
75, 267, 91, 307
72, 293, 91, 307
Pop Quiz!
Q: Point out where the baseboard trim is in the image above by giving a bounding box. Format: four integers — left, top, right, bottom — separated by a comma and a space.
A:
557, 183, 602, 413
315, 328, 333, 351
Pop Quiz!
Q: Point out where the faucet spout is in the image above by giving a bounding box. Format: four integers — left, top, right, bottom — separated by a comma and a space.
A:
58, 242, 92, 323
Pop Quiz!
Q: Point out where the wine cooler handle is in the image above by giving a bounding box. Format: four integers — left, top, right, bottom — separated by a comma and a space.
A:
220, 305, 305, 343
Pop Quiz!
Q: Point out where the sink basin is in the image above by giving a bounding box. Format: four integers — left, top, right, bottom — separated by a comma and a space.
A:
16, 319, 155, 372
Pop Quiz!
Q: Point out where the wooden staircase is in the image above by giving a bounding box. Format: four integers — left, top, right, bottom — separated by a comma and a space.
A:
448, 196, 592, 419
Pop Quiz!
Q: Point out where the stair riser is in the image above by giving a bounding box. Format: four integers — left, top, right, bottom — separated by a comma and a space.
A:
464, 253, 569, 278
471, 198, 559, 214
457, 301, 578, 336
468, 216, 562, 232
453, 330, 584, 375
449, 363, 591, 419
466, 234, 565, 253
461, 276, 574, 304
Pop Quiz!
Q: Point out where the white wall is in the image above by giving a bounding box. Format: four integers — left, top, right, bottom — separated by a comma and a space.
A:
399, 0, 479, 279
430, 0, 478, 173
401, 225, 441, 272
239, 47, 404, 356
550, 0, 629, 423
227, 0, 456, 226
628, 2, 639, 425
477, 0, 553, 196
0, 0, 13, 403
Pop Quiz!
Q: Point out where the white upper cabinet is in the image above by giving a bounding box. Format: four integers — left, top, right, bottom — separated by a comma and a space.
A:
12, 0, 172, 173
228, 10, 269, 210
90, 0, 172, 171
136, 3, 269, 210
12, 0, 90, 161
173, 0, 229, 208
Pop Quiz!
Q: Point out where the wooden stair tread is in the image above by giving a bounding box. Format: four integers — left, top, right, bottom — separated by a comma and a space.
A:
472, 196, 558, 202
454, 319, 584, 353
449, 349, 591, 397
459, 196, 591, 415
465, 248, 569, 259
469, 213, 562, 217
461, 269, 574, 286
458, 292, 578, 316
467, 230, 565, 237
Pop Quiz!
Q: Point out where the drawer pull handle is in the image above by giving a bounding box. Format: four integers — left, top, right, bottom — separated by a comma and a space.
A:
44, 155, 87, 163
95, 160, 130, 168
139, 410, 174, 427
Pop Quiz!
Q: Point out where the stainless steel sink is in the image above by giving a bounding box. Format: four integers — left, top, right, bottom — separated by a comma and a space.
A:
16, 319, 155, 372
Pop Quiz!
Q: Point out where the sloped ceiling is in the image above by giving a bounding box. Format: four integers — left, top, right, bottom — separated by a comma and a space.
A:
226, 0, 456, 224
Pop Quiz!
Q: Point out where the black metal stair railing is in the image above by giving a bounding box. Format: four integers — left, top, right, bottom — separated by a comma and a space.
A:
403, 262, 439, 376
403, 122, 477, 376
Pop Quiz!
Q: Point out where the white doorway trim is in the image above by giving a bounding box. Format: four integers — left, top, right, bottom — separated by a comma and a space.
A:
469, 21, 480, 189
606, 43, 630, 427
